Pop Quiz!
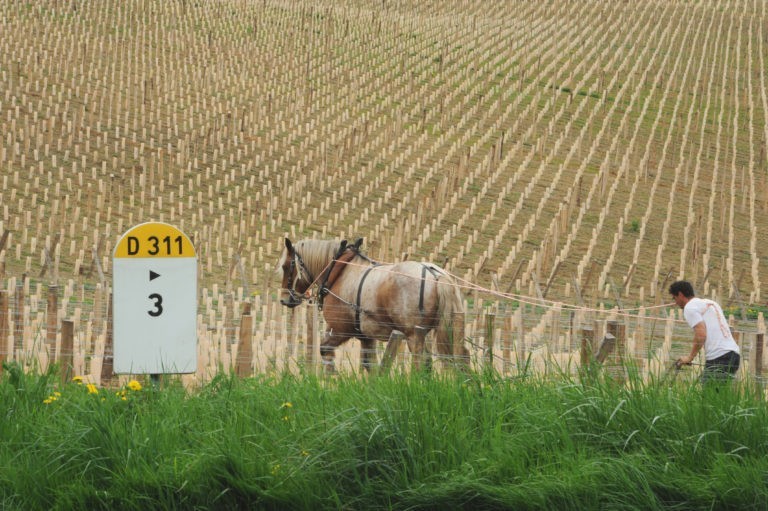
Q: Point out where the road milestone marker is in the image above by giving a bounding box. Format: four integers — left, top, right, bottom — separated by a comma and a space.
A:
113, 222, 197, 375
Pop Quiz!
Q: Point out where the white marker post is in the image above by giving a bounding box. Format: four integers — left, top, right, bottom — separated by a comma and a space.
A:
113, 222, 197, 381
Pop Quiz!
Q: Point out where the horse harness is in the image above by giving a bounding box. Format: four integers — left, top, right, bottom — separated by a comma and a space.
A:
316, 239, 443, 336
316, 238, 363, 310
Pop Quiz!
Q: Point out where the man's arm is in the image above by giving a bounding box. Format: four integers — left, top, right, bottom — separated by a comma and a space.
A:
677, 321, 706, 366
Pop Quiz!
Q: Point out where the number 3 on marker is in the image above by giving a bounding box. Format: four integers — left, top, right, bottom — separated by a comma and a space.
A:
148, 293, 163, 317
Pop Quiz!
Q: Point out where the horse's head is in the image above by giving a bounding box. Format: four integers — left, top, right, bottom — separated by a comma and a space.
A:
278, 238, 314, 308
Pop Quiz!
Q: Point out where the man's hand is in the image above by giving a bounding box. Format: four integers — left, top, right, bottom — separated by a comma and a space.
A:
676, 355, 693, 369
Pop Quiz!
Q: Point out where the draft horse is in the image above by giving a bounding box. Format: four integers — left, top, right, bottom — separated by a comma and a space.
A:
278, 238, 469, 373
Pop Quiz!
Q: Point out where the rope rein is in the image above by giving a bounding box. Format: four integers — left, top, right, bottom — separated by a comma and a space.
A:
287, 241, 678, 323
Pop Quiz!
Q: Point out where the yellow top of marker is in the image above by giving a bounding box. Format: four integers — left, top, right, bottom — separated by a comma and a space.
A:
114, 222, 196, 258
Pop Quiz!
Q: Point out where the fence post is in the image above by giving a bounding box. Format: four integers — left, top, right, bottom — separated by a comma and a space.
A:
0, 289, 8, 372
379, 330, 404, 376
60, 319, 74, 383
634, 307, 647, 373
580, 325, 594, 367
451, 310, 465, 360
515, 306, 526, 371
484, 312, 495, 370
236, 303, 253, 377
46, 284, 58, 358
595, 332, 616, 364
503, 313, 513, 373
90, 283, 103, 357
13, 275, 25, 354
306, 305, 316, 371
100, 292, 114, 386
606, 320, 626, 382
754, 332, 764, 379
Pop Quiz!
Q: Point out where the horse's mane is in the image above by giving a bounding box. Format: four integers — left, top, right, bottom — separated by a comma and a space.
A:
293, 239, 344, 278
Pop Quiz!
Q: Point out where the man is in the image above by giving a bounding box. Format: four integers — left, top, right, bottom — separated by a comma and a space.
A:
669, 280, 741, 382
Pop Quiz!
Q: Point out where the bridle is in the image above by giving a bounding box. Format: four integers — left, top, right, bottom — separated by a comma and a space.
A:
282, 248, 315, 306
281, 238, 368, 309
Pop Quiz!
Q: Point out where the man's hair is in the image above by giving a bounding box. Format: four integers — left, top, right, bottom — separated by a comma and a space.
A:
669, 280, 695, 298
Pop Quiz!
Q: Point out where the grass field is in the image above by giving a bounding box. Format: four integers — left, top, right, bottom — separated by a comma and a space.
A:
2, 362, 767, 510
0, 2, 767, 381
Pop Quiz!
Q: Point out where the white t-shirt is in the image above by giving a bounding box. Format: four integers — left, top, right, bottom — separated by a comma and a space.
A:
683, 297, 740, 360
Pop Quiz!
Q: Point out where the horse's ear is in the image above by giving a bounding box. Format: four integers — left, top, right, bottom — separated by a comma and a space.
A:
353, 238, 364, 250
284, 238, 293, 252
334, 239, 348, 258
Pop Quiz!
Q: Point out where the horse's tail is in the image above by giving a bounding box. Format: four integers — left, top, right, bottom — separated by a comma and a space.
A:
435, 275, 470, 364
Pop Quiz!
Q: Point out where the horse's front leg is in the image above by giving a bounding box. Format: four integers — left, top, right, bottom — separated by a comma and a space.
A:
320, 329, 347, 374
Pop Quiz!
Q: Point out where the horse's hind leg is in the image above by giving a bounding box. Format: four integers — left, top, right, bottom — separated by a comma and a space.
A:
320, 329, 348, 374
405, 327, 432, 372
359, 338, 377, 373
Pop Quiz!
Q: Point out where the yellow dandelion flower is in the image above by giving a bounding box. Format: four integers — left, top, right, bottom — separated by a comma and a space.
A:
282, 415, 290, 421
301, 450, 310, 457
280, 401, 293, 409
127, 380, 142, 391
86, 384, 99, 395
72, 376, 84, 384
43, 397, 54, 404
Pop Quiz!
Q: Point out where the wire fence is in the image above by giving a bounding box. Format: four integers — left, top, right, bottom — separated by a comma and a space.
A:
0, 276, 765, 388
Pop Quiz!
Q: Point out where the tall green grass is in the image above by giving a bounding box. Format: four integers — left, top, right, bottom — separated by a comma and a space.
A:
1, 362, 766, 510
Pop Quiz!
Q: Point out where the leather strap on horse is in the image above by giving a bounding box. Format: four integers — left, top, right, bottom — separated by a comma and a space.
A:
318, 239, 367, 310
354, 262, 438, 335
316, 240, 347, 309
355, 265, 376, 335
418, 264, 442, 317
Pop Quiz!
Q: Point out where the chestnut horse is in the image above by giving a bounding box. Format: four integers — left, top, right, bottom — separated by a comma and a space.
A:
278, 238, 469, 372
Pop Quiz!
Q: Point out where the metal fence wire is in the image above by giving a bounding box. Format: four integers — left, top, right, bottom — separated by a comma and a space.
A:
0, 279, 764, 387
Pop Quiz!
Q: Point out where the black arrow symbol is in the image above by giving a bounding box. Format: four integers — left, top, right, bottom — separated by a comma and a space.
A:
149, 270, 160, 281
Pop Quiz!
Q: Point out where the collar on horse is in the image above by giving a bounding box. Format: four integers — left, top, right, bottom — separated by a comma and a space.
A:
317, 238, 366, 310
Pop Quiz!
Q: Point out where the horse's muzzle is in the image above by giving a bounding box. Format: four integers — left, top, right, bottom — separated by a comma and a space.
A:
280, 297, 302, 308
280, 289, 304, 308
